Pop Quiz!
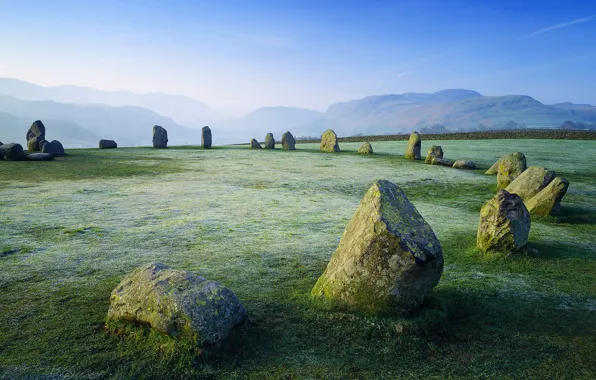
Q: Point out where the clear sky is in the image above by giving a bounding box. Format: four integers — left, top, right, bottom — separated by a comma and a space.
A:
1, 0, 595, 115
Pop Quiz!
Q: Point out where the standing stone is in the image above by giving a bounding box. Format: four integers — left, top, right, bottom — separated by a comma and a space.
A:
264, 133, 275, 149
39, 139, 48, 151
477, 190, 530, 253
404, 131, 421, 160
41, 140, 65, 157
320, 129, 340, 152
311, 180, 444, 316
27, 153, 54, 161
99, 139, 118, 149
106, 263, 246, 349
153, 125, 168, 148
452, 160, 476, 169
505, 166, 556, 201
496, 152, 527, 188
3, 143, 27, 161
424, 145, 443, 164
281, 131, 296, 150
525, 177, 569, 216
358, 141, 373, 154
25, 120, 46, 152
250, 138, 262, 149
201, 126, 212, 149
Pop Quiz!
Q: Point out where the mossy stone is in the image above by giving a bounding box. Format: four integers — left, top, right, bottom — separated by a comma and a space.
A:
320, 129, 340, 152
496, 152, 527, 188
505, 166, 556, 201
404, 131, 421, 160
311, 180, 443, 316
452, 160, 476, 169
264, 133, 275, 149
358, 141, 373, 154
424, 145, 443, 164
250, 138, 262, 149
477, 190, 530, 253
525, 177, 569, 216
281, 131, 296, 150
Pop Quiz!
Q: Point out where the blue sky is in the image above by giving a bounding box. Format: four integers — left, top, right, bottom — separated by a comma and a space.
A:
0, 0, 595, 114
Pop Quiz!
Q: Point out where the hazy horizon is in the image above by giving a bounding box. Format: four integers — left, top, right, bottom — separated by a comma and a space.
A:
1, 0, 595, 116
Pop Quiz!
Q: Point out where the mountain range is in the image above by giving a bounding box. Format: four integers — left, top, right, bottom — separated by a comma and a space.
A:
0, 78, 594, 148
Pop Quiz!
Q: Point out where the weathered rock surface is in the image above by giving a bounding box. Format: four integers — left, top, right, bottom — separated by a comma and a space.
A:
99, 139, 118, 149
496, 152, 527, 188
320, 129, 340, 152
424, 145, 443, 164
39, 139, 48, 151
525, 177, 569, 216
153, 125, 168, 148
250, 138, 262, 149
452, 160, 476, 169
264, 133, 275, 149
281, 131, 296, 150
107, 263, 246, 348
25, 120, 46, 152
202, 126, 212, 149
358, 141, 373, 154
27, 153, 54, 161
477, 190, 530, 253
41, 140, 65, 157
3, 143, 27, 161
505, 166, 556, 201
311, 180, 444, 316
404, 131, 421, 160
430, 158, 455, 167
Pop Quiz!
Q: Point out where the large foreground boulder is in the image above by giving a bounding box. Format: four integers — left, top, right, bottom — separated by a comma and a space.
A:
3, 143, 27, 161
25, 120, 46, 152
250, 138, 262, 149
281, 131, 296, 150
27, 153, 54, 161
153, 125, 168, 148
404, 131, 421, 160
505, 166, 556, 201
358, 141, 373, 154
525, 177, 569, 216
320, 129, 340, 152
41, 140, 65, 157
202, 126, 212, 149
424, 145, 443, 164
264, 133, 275, 149
107, 263, 246, 348
311, 180, 444, 316
496, 152, 527, 188
477, 190, 530, 253
99, 139, 118, 149
452, 160, 476, 170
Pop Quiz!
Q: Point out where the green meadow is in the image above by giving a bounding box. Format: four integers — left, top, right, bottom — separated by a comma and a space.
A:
1, 139, 595, 379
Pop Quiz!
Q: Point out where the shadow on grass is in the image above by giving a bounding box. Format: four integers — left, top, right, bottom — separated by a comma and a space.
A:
556, 205, 596, 225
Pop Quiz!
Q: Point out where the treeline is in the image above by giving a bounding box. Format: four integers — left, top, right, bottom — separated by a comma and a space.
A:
295, 129, 596, 144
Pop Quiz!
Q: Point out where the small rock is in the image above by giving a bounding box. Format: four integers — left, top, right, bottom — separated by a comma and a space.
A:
505, 166, 556, 201
27, 153, 54, 161
41, 140, 66, 157
320, 129, 340, 152
496, 152, 527, 188
358, 141, 373, 154
452, 160, 476, 169
250, 138, 262, 149
311, 180, 444, 316
477, 190, 530, 253
3, 143, 27, 161
264, 133, 275, 149
525, 177, 569, 216
430, 158, 455, 167
425, 145, 443, 164
281, 131, 296, 150
99, 139, 118, 149
202, 126, 212, 149
106, 263, 246, 348
405, 131, 421, 160
153, 125, 168, 148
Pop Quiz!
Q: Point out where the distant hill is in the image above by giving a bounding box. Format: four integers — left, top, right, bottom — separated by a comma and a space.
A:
0, 94, 201, 147
551, 102, 596, 122
0, 78, 220, 127
217, 106, 324, 143
296, 90, 592, 136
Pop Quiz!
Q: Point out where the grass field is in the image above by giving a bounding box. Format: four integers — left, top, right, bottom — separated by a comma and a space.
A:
1, 139, 595, 379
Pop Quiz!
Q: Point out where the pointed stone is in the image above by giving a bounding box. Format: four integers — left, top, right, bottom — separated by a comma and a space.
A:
281, 131, 296, 150
250, 138, 262, 149
311, 180, 443, 316
358, 141, 373, 154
